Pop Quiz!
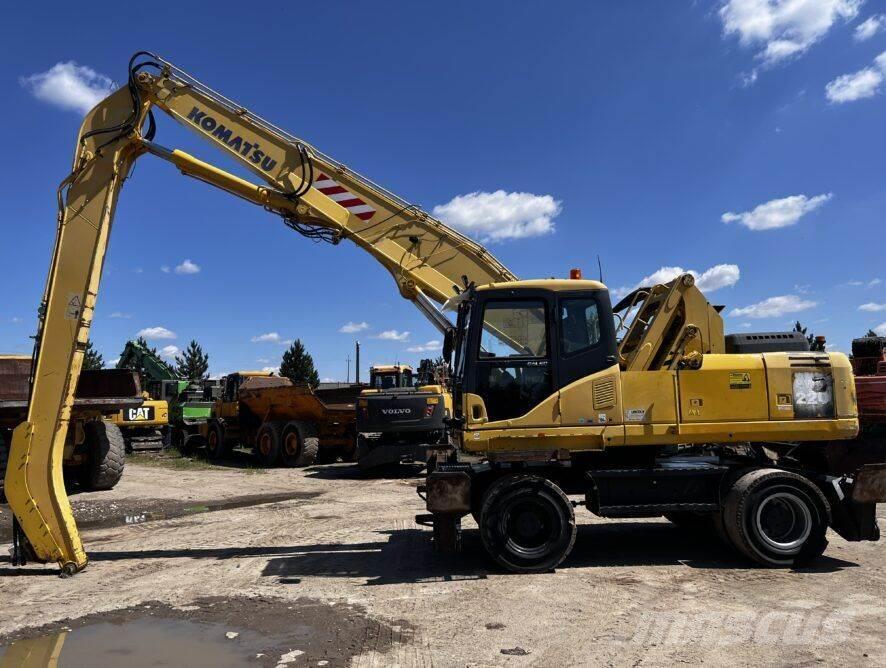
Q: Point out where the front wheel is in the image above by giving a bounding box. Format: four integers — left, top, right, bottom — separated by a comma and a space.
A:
479, 474, 576, 573
204, 421, 228, 461
722, 468, 830, 567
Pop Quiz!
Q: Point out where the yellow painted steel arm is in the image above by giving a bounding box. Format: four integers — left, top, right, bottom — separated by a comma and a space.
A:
140, 59, 515, 306
5, 53, 515, 573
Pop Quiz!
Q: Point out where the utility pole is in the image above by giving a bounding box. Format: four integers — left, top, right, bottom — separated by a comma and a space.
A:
346, 354, 351, 383
355, 340, 361, 385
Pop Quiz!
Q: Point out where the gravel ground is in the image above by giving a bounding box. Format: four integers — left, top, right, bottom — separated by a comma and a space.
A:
1, 460, 884, 666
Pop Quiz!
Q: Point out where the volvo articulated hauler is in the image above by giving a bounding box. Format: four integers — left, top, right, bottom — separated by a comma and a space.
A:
6, 52, 884, 575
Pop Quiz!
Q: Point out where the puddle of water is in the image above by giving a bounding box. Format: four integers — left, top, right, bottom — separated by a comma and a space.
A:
0, 491, 319, 542
0, 617, 272, 668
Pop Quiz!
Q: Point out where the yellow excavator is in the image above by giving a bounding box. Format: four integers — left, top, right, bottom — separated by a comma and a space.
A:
6, 52, 884, 575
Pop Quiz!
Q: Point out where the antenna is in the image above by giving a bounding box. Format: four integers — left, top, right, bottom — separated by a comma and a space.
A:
597, 255, 604, 283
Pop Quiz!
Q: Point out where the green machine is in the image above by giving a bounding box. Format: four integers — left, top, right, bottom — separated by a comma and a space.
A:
116, 340, 218, 450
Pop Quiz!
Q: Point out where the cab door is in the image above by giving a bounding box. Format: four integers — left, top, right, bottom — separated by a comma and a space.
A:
463, 295, 557, 429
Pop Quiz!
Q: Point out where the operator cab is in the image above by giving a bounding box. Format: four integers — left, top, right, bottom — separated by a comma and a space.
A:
451, 276, 618, 423
369, 365, 414, 390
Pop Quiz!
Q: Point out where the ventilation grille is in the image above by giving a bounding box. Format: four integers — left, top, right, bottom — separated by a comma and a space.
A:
593, 377, 616, 409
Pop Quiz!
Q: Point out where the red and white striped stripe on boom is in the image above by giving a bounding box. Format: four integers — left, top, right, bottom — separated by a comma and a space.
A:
313, 173, 376, 221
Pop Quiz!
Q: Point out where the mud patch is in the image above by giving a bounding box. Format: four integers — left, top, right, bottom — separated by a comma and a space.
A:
0, 491, 320, 543
0, 595, 412, 667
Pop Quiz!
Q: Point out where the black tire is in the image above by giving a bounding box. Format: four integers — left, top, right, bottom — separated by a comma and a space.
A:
479, 474, 576, 573
279, 421, 319, 467
78, 420, 125, 491
256, 421, 284, 467
722, 468, 830, 567
180, 432, 205, 457
205, 421, 229, 461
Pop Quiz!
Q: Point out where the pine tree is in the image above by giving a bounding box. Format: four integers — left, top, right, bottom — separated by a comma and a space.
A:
280, 339, 320, 386
135, 336, 159, 356
82, 340, 104, 370
174, 339, 210, 380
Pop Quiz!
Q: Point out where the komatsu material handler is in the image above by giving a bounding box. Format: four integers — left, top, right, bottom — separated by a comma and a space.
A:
6, 52, 884, 575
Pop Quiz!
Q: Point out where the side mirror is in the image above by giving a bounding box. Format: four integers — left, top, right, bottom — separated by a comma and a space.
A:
442, 329, 454, 364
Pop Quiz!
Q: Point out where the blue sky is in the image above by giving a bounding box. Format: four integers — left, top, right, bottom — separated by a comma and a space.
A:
2, 1, 885, 379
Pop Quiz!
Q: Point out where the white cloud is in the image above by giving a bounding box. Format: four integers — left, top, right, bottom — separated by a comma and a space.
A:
740, 322, 754, 328
859, 302, 886, 312
826, 67, 883, 102
722, 193, 831, 230
720, 0, 861, 67
406, 340, 442, 353
108, 311, 131, 319
250, 332, 291, 345
137, 326, 176, 340
870, 278, 882, 287
339, 321, 369, 334
161, 265, 171, 274
855, 14, 884, 41
174, 259, 201, 275
108, 357, 120, 367
261, 366, 280, 375
613, 264, 740, 299
159, 345, 180, 359
876, 322, 886, 336
10, 317, 21, 324
432, 190, 561, 242
19, 61, 115, 114
825, 51, 886, 103
374, 329, 410, 342
256, 357, 271, 364
729, 294, 817, 319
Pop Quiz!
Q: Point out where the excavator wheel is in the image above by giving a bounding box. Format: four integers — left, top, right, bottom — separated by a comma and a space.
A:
479, 474, 576, 573
280, 421, 319, 467
722, 468, 830, 567
256, 421, 284, 467
77, 420, 126, 491
204, 421, 229, 461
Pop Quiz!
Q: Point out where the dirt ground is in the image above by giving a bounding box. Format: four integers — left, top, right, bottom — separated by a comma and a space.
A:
1, 457, 884, 666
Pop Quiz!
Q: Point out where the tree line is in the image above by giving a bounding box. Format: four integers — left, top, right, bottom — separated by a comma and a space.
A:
82, 337, 320, 386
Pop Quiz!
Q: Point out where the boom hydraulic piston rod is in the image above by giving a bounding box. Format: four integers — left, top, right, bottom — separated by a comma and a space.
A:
6, 52, 515, 573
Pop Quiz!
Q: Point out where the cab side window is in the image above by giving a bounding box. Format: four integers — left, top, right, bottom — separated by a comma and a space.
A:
560, 298, 601, 356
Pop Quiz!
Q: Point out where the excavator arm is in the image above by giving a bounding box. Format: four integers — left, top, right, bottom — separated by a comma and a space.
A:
6, 52, 514, 573
117, 340, 177, 381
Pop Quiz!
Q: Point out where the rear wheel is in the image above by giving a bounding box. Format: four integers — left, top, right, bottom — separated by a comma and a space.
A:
256, 421, 284, 467
722, 468, 830, 567
78, 420, 125, 491
204, 421, 228, 461
479, 474, 576, 573
280, 421, 319, 467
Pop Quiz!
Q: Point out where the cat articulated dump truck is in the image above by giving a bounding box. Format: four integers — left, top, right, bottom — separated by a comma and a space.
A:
357, 364, 451, 470
7, 52, 884, 574
199, 372, 358, 466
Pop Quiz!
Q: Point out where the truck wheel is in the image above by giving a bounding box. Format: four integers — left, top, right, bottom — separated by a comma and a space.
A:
78, 421, 125, 491
180, 433, 204, 457
205, 421, 228, 460
479, 474, 576, 573
280, 421, 319, 467
256, 421, 284, 467
722, 468, 830, 567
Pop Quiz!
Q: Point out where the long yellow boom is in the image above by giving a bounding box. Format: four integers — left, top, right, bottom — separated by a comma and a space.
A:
5, 52, 514, 573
